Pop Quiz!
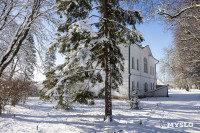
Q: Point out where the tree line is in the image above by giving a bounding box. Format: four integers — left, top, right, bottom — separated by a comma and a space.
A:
0, 0, 56, 114
158, 0, 200, 90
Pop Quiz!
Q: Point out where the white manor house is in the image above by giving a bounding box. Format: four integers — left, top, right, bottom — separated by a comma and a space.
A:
95, 44, 168, 99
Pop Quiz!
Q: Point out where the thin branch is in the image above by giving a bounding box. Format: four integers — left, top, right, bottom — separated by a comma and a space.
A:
158, 4, 200, 19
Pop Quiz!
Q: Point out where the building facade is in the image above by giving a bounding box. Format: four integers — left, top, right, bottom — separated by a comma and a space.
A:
110, 44, 158, 98
95, 44, 168, 99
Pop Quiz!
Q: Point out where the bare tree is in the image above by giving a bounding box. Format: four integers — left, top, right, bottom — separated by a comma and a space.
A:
0, 0, 56, 77
160, 45, 192, 90
0, 0, 58, 114
156, 0, 200, 89
128, 0, 200, 89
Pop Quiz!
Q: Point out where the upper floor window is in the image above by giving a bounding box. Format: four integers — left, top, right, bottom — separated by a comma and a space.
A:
150, 66, 152, 75
137, 59, 139, 70
132, 57, 135, 69
144, 57, 148, 73
152, 67, 154, 75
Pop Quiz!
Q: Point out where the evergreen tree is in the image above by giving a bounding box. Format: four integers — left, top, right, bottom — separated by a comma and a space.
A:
23, 34, 37, 80
130, 87, 140, 110
41, 47, 56, 102
16, 33, 37, 80
42, 0, 143, 121
44, 49, 56, 73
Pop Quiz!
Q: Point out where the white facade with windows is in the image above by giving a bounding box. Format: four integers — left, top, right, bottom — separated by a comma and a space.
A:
111, 44, 159, 98
94, 44, 168, 98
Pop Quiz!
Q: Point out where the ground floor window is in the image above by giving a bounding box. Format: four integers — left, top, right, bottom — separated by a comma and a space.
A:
132, 81, 135, 91
137, 82, 139, 89
153, 83, 155, 90
144, 82, 148, 92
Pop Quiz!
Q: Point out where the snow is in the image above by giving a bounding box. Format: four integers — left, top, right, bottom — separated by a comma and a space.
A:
157, 80, 165, 85
1, 89, 200, 133
76, 48, 91, 67
62, 48, 92, 70
45, 86, 59, 97
130, 29, 143, 42
91, 37, 111, 44
68, 19, 97, 39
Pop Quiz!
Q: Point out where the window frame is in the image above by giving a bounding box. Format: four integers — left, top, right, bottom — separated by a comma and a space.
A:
132, 57, 135, 69
137, 81, 139, 89
144, 82, 148, 92
144, 57, 148, 73
137, 59, 139, 70
132, 81, 135, 91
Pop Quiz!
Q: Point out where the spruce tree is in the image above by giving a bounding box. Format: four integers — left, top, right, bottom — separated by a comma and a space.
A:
44, 49, 56, 73
41, 48, 56, 102
23, 34, 37, 80
130, 87, 140, 110
42, 0, 143, 121
16, 34, 36, 80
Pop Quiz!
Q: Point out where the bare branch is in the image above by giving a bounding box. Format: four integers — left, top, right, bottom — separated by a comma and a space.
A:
158, 4, 200, 19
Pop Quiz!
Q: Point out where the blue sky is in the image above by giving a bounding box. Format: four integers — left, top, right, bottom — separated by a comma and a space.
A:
137, 21, 173, 61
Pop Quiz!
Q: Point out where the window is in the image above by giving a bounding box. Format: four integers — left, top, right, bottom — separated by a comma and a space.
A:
144, 82, 148, 92
144, 57, 148, 73
132, 57, 135, 69
137, 82, 139, 89
153, 83, 155, 90
132, 81, 135, 91
137, 59, 139, 70
152, 67, 154, 75
151, 83, 152, 90
150, 66, 152, 75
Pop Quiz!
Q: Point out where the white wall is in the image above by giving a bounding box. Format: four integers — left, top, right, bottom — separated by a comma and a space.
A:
129, 44, 158, 97
112, 44, 129, 98
94, 44, 129, 98
93, 44, 165, 98
153, 85, 169, 97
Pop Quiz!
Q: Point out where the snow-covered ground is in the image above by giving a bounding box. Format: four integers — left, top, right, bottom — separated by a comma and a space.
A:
0, 89, 200, 133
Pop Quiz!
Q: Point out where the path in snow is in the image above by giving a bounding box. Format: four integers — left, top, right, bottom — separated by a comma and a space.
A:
0, 89, 200, 133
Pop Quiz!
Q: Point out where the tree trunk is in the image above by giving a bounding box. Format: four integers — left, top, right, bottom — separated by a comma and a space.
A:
0, 0, 40, 78
0, 102, 2, 115
104, 44, 112, 122
185, 79, 189, 91
103, 0, 112, 122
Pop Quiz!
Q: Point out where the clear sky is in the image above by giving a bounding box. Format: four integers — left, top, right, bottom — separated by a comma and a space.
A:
34, 20, 174, 82
137, 21, 173, 61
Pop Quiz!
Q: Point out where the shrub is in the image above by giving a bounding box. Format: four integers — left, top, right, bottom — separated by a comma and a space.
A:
0, 77, 37, 114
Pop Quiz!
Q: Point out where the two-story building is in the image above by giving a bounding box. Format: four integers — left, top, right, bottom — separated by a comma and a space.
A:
95, 43, 168, 99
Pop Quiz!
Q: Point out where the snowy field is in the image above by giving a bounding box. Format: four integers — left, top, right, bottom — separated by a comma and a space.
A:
0, 89, 200, 133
